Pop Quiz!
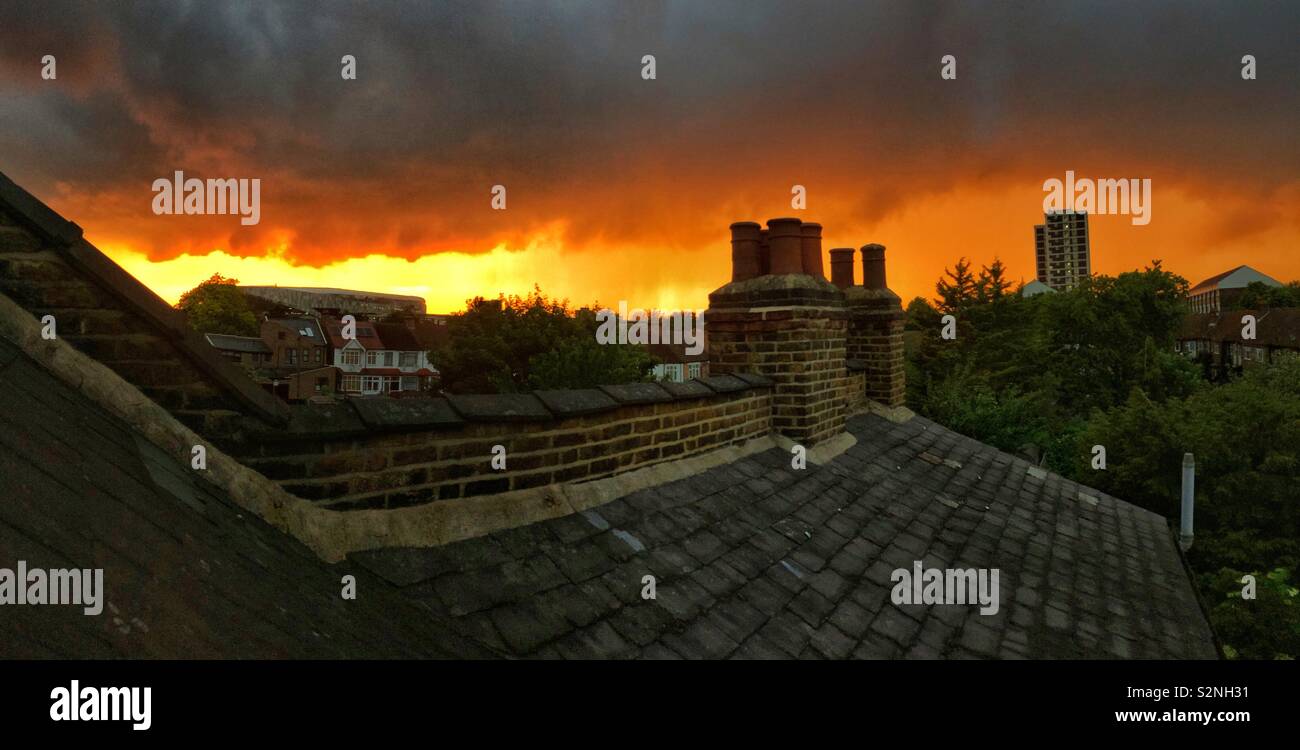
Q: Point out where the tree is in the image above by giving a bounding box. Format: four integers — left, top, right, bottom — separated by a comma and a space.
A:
974, 258, 1012, 304
935, 257, 977, 314
432, 286, 655, 393
176, 273, 259, 336
1236, 280, 1300, 310
1076, 358, 1300, 658
904, 296, 941, 331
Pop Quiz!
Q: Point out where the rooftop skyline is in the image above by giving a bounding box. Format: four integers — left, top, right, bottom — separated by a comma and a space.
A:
2, 1, 1296, 311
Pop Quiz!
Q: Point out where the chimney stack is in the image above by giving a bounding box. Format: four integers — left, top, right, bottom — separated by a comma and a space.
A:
862, 243, 887, 290
708, 216, 849, 445
765, 217, 803, 275
829, 248, 855, 289
800, 222, 825, 279
844, 241, 906, 407
729, 222, 763, 282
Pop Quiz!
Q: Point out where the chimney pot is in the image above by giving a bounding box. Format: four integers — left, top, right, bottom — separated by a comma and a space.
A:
766, 217, 804, 275
799, 222, 825, 279
861, 243, 887, 290
729, 222, 763, 282
829, 248, 855, 288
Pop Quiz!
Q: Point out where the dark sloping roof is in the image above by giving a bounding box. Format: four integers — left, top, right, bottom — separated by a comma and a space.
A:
0, 334, 492, 658
322, 317, 383, 349
267, 317, 325, 342
205, 333, 271, 354
352, 413, 1217, 659
374, 322, 423, 351
646, 342, 709, 364
1179, 309, 1300, 348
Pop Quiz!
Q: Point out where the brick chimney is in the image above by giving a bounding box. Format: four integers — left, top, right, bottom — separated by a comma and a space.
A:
862, 243, 887, 289
829, 248, 855, 289
800, 222, 824, 279
765, 217, 804, 275
708, 217, 849, 445
845, 243, 906, 406
730, 222, 763, 282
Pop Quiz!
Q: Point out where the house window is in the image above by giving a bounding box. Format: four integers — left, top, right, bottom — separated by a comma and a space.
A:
342, 375, 361, 392
401, 376, 418, 391
688, 362, 701, 379
314, 348, 322, 363
287, 348, 297, 365
366, 351, 379, 366
342, 349, 361, 366
400, 352, 417, 368
301, 348, 309, 365
385, 377, 401, 392
362, 376, 381, 392
383, 351, 396, 367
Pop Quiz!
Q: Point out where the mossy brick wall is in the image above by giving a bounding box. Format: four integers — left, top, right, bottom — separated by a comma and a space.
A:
844, 367, 867, 412
236, 377, 774, 510
845, 287, 906, 407
0, 201, 286, 432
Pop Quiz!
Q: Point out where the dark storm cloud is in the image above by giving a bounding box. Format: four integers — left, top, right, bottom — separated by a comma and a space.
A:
0, 0, 1295, 261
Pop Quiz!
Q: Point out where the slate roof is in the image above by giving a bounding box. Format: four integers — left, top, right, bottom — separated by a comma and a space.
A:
0, 333, 491, 658
373, 321, 424, 352
1179, 308, 1300, 349
0, 326, 1216, 659
268, 316, 326, 342
351, 413, 1219, 659
322, 317, 383, 349
205, 332, 272, 354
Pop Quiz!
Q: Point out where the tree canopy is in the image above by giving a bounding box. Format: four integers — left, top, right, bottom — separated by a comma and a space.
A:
176, 273, 259, 336
432, 286, 656, 393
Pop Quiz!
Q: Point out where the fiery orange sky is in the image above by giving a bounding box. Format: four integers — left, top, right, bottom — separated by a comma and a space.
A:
2, 2, 1297, 312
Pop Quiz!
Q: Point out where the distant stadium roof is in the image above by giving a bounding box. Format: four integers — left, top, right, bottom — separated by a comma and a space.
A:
242, 286, 425, 304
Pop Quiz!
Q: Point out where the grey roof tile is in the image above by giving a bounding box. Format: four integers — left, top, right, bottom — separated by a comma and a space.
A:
2, 326, 1218, 659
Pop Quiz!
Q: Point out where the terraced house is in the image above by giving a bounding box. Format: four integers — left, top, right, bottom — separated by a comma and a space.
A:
0, 171, 1217, 660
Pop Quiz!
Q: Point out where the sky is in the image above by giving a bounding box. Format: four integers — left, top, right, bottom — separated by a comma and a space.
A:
1, 0, 1296, 312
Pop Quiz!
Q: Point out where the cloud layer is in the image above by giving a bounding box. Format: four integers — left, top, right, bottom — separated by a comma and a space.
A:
1, 0, 1297, 307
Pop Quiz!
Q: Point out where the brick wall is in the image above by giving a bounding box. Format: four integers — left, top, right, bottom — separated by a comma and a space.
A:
237, 378, 773, 510
845, 286, 906, 407
0, 175, 287, 434
1, 174, 909, 522
708, 219, 852, 446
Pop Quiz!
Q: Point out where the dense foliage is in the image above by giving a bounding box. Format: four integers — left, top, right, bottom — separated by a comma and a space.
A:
432, 287, 655, 393
176, 273, 259, 336
1236, 280, 1300, 309
907, 259, 1299, 658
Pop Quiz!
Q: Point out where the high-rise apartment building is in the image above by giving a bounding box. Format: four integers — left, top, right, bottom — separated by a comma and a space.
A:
1034, 210, 1090, 291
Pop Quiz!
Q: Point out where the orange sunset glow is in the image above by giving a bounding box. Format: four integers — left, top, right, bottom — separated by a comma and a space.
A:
2, 2, 1296, 310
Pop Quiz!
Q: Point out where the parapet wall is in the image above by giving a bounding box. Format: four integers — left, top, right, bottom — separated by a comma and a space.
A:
0, 174, 904, 551
238, 376, 774, 510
